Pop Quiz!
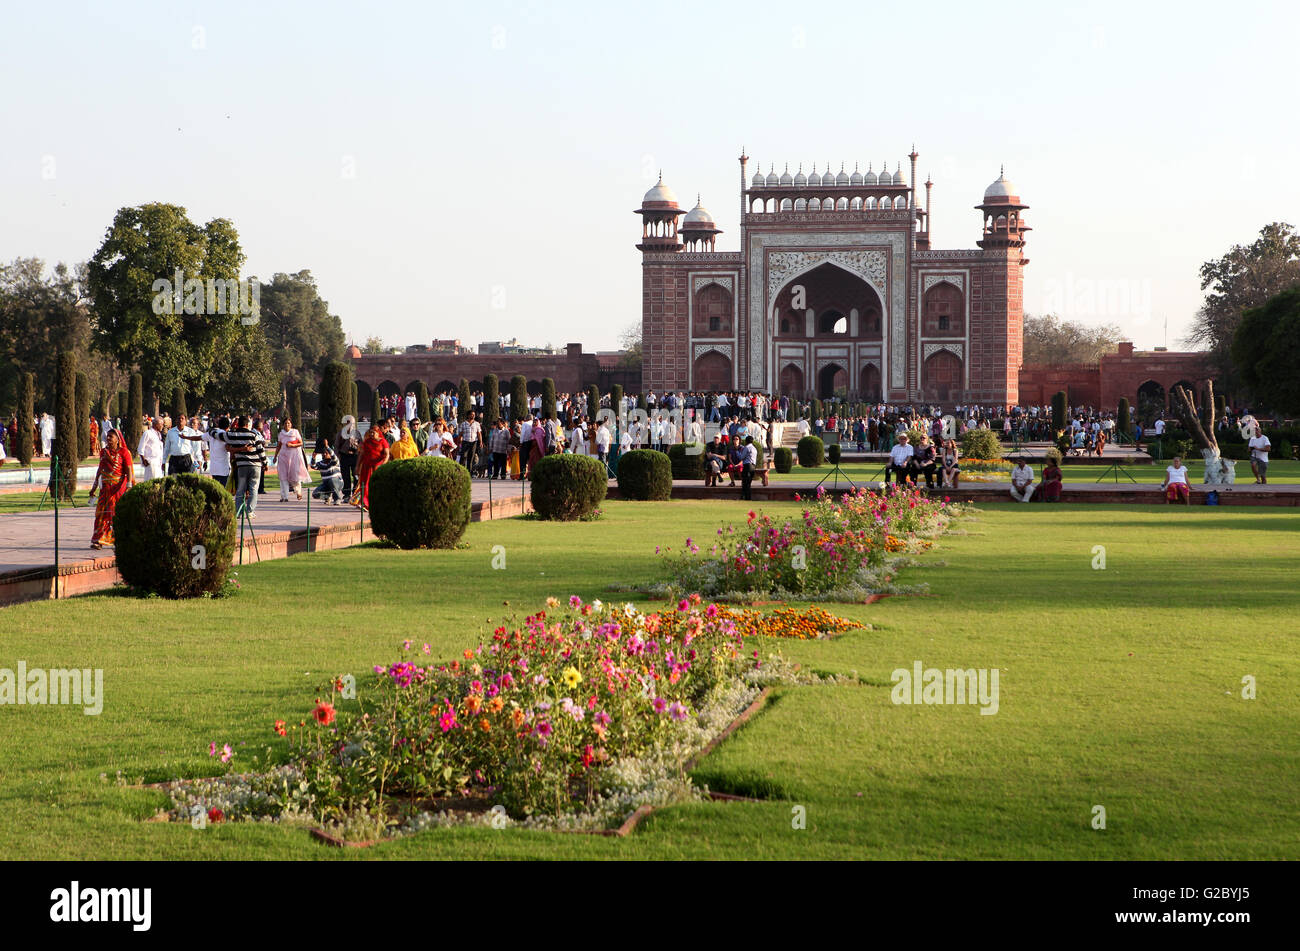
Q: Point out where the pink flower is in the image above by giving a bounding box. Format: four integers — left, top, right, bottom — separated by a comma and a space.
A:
653, 697, 667, 713
207, 742, 217, 757
677, 599, 689, 612
569, 595, 582, 608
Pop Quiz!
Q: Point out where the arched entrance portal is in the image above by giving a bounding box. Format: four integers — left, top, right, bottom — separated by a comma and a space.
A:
692, 350, 731, 391
779, 363, 804, 398
922, 350, 962, 402
859, 364, 881, 403
817, 363, 847, 399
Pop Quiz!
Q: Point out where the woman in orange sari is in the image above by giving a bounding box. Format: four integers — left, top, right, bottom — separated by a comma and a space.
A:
352, 422, 390, 507
88, 430, 135, 549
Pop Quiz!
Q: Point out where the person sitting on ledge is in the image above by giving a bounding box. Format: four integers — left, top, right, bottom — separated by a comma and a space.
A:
940, 438, 961, 488
1040, 456, 1063, 502
704, 434, 728, 487
888, 433, 914, 485
913, 434, 938, 490
1162, 455, 1191, 506
1010, 459, 1036, 502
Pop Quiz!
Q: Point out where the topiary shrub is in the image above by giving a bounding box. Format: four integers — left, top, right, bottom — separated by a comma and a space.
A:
368, 457, 471, 549
114, 474, 236, 598
960, 427, 1002, 460
667, 443, 705, 480
827, 443, 841, 465
796, 435, 824, 468
530, 454, 607, 520
774, 446, 793, 473
617, 448, 672, 500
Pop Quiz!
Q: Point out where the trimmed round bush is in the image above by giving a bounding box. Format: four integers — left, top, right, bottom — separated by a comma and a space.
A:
827, 443, 841, 465
774, 447, 793, 473
368, 457, 471, 549
667, 443, 706, 480
114, 474, 236, 598
796, 435, 824, 468
959, 428, 1002, 460
617, 449, 672, 500
531, 454, 607, 520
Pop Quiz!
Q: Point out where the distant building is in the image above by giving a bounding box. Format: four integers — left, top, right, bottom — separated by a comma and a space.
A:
478, 338, 554, 355
637, 149, 1029, 404
1018, 342, 1213, 409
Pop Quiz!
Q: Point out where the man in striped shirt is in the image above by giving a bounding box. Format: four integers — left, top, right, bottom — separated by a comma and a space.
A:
224, 415, 267, 517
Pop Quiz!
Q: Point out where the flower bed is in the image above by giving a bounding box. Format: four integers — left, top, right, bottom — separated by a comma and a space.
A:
649, 484, 966, 602
163, 597, 860, 839
955, 458, 1013, 483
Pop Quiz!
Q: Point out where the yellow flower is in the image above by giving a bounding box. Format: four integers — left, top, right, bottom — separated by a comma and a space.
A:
562, 666, 582, 688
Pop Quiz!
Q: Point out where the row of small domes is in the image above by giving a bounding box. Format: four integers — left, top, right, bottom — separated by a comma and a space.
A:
751, 162, 905, 188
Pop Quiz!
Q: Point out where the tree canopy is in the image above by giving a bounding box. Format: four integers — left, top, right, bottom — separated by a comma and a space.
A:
1021, 314, 1124, 365
1189, 222, 1300, 382
256, 270, 345, 407
86, 202, 250, 405
1231, 287, 1300, 415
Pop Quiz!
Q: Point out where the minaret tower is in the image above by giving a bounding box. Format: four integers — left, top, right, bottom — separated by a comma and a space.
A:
975, 166, 1030, 255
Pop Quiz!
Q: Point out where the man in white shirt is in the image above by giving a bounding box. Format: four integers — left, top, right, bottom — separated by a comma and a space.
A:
1247, 426, 1271, 484
1162, 455, 1190, 504
164, 414, 203, 473
1154, 418, 1166, 437
137, 419, 165, 480
888, 434, 914, 485
595, 420, 612, 462
1010, 461, 1035, 502
796, 416, 811, 438
204, 417, 231, 481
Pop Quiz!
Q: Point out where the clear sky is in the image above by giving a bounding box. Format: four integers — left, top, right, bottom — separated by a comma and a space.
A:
2, 0, 1296, 353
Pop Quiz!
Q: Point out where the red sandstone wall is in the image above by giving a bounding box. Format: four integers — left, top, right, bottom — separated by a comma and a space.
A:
642, 263, 690, 390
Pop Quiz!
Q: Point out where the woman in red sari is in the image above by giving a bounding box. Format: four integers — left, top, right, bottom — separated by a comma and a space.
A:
88, 429, 135, 549
352, 421, 390, 507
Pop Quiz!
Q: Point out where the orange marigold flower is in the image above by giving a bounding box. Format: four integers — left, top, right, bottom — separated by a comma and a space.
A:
464, 695, 483, 715
487, 696, 505, 713
511, 709, 526, 727
479, 718, 491, 733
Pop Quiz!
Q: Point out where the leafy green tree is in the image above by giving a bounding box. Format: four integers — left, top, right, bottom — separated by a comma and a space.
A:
619, 322, 642, 369
204, 321, 279, 413
1232, 287, 1300, 415
86, 202, 249, 409
256, 270, 345, 410
1191, 222, 1300, 386
510, 375, 528, 422
362, 336, 385, 354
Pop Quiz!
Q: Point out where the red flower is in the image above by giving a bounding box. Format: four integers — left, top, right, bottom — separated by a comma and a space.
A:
273, 719, 287, 737
313, 701, 336, 726
207, 807, 224, 824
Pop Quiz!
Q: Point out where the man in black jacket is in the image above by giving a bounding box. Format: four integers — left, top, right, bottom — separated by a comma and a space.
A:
912, 435, 938, 490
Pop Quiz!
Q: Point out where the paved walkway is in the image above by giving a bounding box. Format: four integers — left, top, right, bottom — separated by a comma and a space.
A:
0, 478, 530, 575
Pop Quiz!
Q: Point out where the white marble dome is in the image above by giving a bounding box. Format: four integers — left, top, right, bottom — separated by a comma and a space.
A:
835, 165, 850, 185
642, 175, 678, 205
779, 164, 793, 186
984, 169, 1016, 199
850, 164, 863, 185
793, 164, 807, 186
682, 198, 715, 225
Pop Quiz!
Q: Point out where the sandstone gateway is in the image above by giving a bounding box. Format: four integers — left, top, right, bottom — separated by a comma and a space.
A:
637, 149, 1028, 405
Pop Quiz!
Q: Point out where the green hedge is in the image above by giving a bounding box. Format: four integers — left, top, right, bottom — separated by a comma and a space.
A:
114, 474, 236, 598
960, 428, 1002, 460
530, 454, 607, 520
774, 447, 793, 473
368, 457, 471, 549
667, 442, 706, 480
796, 435, 824, 468
617, 448, 672, 500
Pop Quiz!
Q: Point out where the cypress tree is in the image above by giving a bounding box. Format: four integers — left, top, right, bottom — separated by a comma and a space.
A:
455, 378, 470, 423
350, 380, 358, 418
541, 378, 556, 420
586, 384, 600, 422
128, 373, 143, 450
482, 374, 499, 429
291, 386, 303, 437
1117, 397, 1131, 439
172, 386, 187, 422
54, 351, 77, 500
610, 384, 624, 414
416, 380, 430, 423
510, 375, 528, 422
117, 389, 127, 421
75, 372, 91, 460
318, 362, 351, 448
371, 389, 382, 425
1051, 390, 1067, 434
98, 387, 109, 420
17, 372, 35, 466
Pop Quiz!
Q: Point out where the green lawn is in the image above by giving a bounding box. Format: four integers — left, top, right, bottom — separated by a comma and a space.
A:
768, 459, 1300, 485
1, 500, 1297, 859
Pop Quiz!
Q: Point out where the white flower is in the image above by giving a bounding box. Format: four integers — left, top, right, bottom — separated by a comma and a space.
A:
623, 602, 637, 615
591, 599, 604, 613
